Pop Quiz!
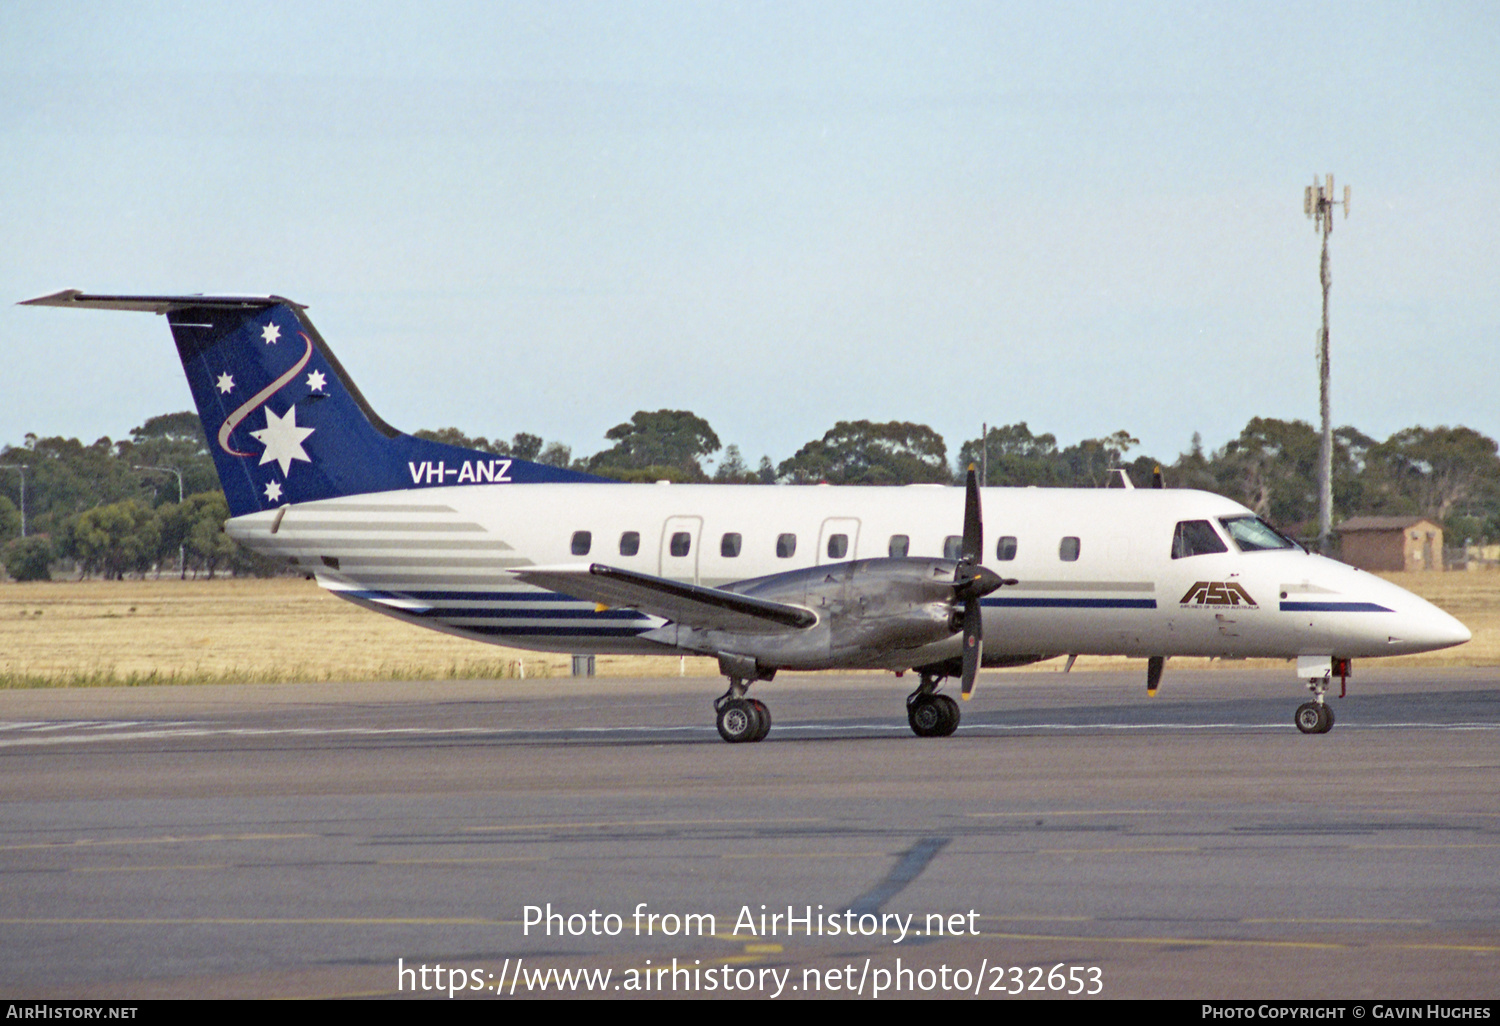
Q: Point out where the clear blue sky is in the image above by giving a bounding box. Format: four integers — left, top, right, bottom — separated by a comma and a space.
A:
3, 1, 1496, 470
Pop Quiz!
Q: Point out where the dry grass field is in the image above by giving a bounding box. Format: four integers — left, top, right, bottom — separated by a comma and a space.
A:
0, 570, 1494, 688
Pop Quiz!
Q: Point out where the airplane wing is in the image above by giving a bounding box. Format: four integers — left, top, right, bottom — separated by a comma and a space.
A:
509, 564, 817, 634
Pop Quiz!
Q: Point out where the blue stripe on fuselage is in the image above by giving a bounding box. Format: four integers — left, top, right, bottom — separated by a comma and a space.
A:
1279, 601, 1393, 613
982, 596, 1158, 610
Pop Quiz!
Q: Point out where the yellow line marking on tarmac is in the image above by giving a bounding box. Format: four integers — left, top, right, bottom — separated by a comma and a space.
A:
0, 917, 507, 926
1349, 843, 1500, 850
743, 944, 783, 954
966, 809, 1160, 818
73, 864, 228, 873
1242, 924, 1428, 930
8, 917, 1496, 956
463, 817, 823, 832
56, 856, 540, 873
721, 851, 890, 860
379, 857, 543, 865
1036, 846, 1201, 854
973, 931, 1500, 954
0, 832, 314, 851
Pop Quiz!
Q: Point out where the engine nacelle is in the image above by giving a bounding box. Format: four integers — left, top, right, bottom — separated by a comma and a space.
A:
648, 557, 972, 671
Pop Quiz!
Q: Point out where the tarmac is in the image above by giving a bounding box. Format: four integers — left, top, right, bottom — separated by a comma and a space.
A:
1, 664, 1497, 1000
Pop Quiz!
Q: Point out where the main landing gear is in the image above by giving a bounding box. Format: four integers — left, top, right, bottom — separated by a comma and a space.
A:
713, 654, 775, 744
714, 680, 771, 744
906, 671, 960, 738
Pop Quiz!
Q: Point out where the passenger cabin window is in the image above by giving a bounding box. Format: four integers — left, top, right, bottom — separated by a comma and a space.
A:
570, 530, 592, 556
1059, 536, 1080, 562
943, 536, 962, 560
1219, 515, 1299, 552
1172, 520, 1229, 559
888, 535, 910, 558
619, 531, 640, 556
721, 532, 742, 558
996, 536, 1017, 561
827, 534, 848, 559
776, 533, 797, 558
670, 532, 691, 557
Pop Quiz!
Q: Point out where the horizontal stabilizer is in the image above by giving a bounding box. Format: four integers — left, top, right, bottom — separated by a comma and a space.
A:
510, 564, 817, 634
20, 290, 301, 314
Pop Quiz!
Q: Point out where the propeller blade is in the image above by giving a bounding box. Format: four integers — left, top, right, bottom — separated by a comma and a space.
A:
1146, 655, 1165, 696
961, 465, 982, 563
960, 595, 983, 698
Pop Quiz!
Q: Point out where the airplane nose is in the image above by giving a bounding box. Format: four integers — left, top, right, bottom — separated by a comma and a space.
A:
1434, 612, 1472, 647
1392, 604, 1471, 653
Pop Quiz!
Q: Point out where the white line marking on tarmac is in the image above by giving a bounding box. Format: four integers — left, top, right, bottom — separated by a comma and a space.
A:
0, 718, 1495, 748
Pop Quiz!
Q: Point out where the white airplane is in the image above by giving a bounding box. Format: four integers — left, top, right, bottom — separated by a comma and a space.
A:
23, 291, 1472, 742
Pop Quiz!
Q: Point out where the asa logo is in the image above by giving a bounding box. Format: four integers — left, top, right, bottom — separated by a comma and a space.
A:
1179, 581, 1258, 608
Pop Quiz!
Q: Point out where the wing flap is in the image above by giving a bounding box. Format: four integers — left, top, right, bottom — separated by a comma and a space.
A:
510, 564, 816, 634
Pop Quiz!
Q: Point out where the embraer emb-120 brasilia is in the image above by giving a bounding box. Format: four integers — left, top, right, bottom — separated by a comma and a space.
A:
23, 291, 1471, 742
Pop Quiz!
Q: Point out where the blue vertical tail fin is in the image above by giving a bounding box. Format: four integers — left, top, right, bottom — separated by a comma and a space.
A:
21, 291, 599, 516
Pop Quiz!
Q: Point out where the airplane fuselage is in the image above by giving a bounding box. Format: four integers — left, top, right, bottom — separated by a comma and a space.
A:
226, 481, 1470, 670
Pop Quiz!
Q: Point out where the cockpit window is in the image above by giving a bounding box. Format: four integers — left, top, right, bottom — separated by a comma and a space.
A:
1172, 520, 1229, 559
1219, 515, 1299, 552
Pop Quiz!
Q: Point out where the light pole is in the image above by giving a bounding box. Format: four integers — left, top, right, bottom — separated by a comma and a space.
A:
0, 464, 27, 538
135, 465, 185, 578
1304, 174, 1350, 555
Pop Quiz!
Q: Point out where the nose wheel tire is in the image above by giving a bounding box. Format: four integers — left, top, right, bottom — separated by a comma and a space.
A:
908, 694, 960, 737
717, 698, 769, 743
1294, 702, 1334, 734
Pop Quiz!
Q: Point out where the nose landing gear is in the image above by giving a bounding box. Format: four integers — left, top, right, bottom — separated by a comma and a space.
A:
1294, 657, 1348, 734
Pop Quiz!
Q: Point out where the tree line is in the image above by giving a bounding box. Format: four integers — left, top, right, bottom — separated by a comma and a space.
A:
4, 408, 1498, 581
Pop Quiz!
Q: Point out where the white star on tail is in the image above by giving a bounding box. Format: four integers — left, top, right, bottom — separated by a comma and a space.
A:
262, 322, 281, 344
264, 480, 283, 503
250, 405, 315, 476
306, 369, 327, 392
216, 372, 235, 394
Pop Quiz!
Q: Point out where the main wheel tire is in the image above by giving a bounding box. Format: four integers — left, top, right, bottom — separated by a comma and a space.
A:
717, 698, 759, 743
748, 698, 772, 742
935, 694, 961, 737
1318, 704, 1335, 733
908, 695, 945, 738
1295, 702, 1323, 734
